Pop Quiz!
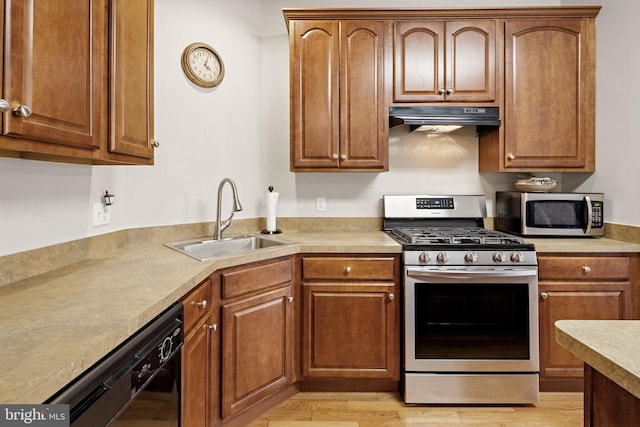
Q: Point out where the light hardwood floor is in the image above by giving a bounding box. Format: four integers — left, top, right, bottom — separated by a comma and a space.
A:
248, 391, 584, 427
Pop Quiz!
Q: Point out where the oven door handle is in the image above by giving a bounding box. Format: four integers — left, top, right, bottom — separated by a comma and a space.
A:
406, 269, 537, 280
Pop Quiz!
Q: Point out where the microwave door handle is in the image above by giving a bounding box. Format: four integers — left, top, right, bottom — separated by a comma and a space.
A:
584, 196, 593, 234
406, 269, 538, 280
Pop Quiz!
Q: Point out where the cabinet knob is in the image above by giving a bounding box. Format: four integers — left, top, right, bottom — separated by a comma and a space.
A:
446, 88, 454, 95
540, 292, 549, 300
209, 323, 217, 331
345, 266, 352, 273
332, 154, 338, 160
507, 153, 515, 161
388, 293, 395, 301
13, 105, 32, 118
340, 154, 347, 161
0, 99, 9, 112
194, 300, 207, 309
151, 141, 160, 148
287, 296, 294, 303
438, 88, 446, 95
582, 266, 591, 273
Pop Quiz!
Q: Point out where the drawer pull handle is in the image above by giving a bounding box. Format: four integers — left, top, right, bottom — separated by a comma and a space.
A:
194, 300, 207, 309
388, 293, 395, 301
345, 266, 352, 273
540, 292, 549, 300
287, 296, 294, 303
582, 266, 591, 273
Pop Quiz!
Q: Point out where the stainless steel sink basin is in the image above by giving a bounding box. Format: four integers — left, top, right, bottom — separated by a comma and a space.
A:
165, 234, 296, 261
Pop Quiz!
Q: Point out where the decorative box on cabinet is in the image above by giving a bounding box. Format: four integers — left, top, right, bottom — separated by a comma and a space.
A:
538, 254, 632, 392
0, 0, 155, 165
393, 20, 497, 103
300, 255, 400, 388
287, 16, 388, 172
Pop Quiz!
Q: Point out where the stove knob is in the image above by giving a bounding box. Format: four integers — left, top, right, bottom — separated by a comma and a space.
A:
418, 252, 430, 263
464, 252, 478, 263
493, 251, 505, 263
511, 252, 524, 263
436, 252, 449, 263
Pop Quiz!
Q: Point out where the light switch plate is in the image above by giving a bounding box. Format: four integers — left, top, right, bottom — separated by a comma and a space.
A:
93, 203, 110, 226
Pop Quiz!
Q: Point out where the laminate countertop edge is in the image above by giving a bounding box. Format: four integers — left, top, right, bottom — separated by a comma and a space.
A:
555, 319, 640, 399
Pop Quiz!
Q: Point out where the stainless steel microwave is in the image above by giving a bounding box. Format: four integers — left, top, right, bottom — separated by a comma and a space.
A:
495, 191, 604, 237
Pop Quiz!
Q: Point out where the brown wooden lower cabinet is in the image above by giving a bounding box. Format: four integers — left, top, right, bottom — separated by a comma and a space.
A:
300, 255, 400, 386
538, 254, 633, 391
584, 364, 640, 426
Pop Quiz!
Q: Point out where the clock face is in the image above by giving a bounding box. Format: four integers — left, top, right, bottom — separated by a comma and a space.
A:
181, 43, 225, 88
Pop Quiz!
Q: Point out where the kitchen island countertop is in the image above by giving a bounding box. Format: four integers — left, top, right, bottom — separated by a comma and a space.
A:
555, 319, 640, 399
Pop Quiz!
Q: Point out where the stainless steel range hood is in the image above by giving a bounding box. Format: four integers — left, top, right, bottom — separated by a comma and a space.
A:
389, 106, 501, 130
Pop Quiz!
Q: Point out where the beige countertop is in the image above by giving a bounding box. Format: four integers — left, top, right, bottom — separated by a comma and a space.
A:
555, 320, 640, 399
0, 231, 400, 404
527, 237, 640, 253
1, 228, 638, 404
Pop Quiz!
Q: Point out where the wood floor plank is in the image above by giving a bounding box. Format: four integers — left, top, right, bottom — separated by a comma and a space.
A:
248, 391, 583, 426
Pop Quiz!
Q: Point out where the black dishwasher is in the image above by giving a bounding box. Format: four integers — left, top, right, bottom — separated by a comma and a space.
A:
47, 302, 183, 426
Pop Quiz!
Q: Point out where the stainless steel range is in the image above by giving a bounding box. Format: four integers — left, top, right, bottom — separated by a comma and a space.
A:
383, 195, 539, 404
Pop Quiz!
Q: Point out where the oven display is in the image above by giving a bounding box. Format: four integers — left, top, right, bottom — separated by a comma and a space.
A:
416, 197, 454, 209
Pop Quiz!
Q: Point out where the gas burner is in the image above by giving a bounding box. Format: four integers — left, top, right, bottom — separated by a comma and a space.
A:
390, 226, 529, 247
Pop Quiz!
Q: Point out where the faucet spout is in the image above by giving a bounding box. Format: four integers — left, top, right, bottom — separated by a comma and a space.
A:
215, 178, 243, 240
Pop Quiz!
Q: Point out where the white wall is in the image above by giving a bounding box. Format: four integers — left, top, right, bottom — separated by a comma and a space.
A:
2, 0, 637, 257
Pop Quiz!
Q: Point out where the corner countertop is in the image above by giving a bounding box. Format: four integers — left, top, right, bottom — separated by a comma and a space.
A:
555, 320, 640, 399
0, 231, 400, 404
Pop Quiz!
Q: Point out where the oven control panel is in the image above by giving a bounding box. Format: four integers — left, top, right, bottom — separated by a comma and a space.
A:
406, 250, 538, 266
416, 197, 454, 209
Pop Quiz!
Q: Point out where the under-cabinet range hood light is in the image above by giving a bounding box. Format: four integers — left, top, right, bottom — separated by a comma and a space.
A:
389, 106, 501, 131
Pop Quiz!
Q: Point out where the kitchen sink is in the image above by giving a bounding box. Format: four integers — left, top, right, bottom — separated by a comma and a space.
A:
164, 234, 296, 261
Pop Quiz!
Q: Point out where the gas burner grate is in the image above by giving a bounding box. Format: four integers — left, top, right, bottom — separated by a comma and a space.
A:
391, 226, 526, 246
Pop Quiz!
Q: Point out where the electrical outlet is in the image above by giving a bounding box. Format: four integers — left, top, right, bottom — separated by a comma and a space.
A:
93, 203, 110, 226
316, 197, 327, 212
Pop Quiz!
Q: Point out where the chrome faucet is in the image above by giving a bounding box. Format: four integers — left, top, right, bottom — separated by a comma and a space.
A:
214, 178, 243, 240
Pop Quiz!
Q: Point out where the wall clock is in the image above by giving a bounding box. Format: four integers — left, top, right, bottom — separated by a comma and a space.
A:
181, 42, 225, 88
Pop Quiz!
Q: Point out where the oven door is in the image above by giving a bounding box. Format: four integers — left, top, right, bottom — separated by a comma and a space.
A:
404, 266, 539, 373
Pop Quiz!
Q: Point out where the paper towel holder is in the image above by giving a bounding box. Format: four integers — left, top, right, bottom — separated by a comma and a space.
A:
262, 186, 282, 235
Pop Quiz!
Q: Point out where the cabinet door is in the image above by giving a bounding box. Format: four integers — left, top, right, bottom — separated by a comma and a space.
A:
290, 20, 340, 170
108, 0, 154, 161
393, 20, 496, 103
393, 21, 445, 102
445, 20, 496, 102
302, 282, 398, 379
221, 286, 294, 420
182, 315, 211, 427
339, 20, 387, 170
290, 20, 387, 171
539, 282, 631, 385
504, 18, 595, 170
3, 0, 106, 149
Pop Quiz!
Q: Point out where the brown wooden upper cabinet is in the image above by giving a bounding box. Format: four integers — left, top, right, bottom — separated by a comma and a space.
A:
0, 0, 155, 165
393, 20, 497, 103
288, 19, 388, 172
479, 12, 598, 172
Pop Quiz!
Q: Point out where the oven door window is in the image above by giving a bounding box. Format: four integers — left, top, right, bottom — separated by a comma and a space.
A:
415, 283, 529, 359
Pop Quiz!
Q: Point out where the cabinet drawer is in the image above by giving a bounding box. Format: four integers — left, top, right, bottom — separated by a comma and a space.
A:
182, 278, 212, 333
222, 259, 293, 300
538, 256, 630, 281
302, 257, 395, 280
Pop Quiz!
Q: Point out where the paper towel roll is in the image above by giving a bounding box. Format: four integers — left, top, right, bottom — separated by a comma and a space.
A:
266, 191, 279, 232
